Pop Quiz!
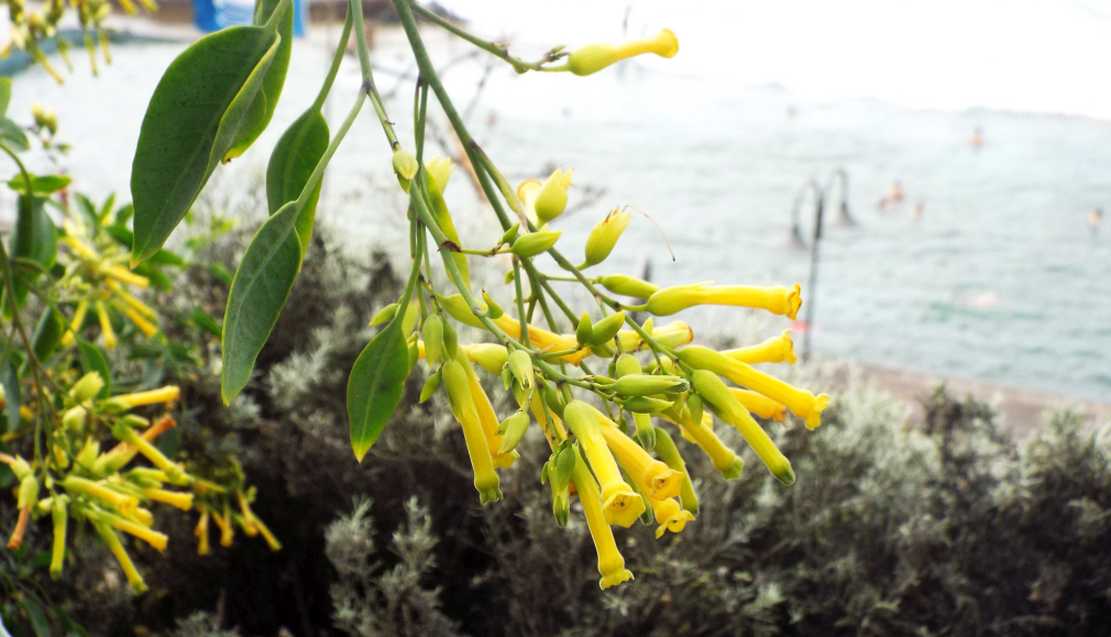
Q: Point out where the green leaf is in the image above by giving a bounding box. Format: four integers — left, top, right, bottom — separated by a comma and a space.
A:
347, 317, 411, 462
266, 108, 329, 250
30, 307, 65, 364
0, 77, 11, 116
7, 173, 71, 196
223, 0, 294, 162
76, 339, 112, 398
9, 195, 57, 306
1, 355, 20, 432
0, 117, 29, 151
130, 25, 281, 264
21, 596, 52, 637
75, 192, 99, 226
220, 200, 304, 403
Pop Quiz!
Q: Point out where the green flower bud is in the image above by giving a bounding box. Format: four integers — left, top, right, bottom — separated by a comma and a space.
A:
541, 383, 566, 417
613, 373, 688, 396
507, 349, 534, 390
496, 410, 530, 454
614, 353, 642, 378
622, 395, 675, 414
70, 371, 105, 402
568, 29, 679, 76
426, 156, 454, 197
369, 302, 398, 327
576, 312, 594, 346
583, 208, 631, 267
62, 405, 87, 431
534, 169, 573, 223
419, 369, 441, 403
422, 315, 446, 366
511, 230, 562, 258
499, 223, 520, 245
392, 148, 419, 191
589, 311, 626, 345
465, 343, 508, 374
481, 290, 504, 319
597, 274, 658, 299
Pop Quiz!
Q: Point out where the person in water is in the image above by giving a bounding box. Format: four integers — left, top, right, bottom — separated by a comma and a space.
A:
970, 126, 984, 149
877, 180, 905, 211
1090, 208, 1103, 235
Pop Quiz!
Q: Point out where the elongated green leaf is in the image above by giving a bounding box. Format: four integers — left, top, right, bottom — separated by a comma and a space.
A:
266, 108, 329, 250
0, 117, 29, 151
0, 77, 11, 116
347, 317, 410, 462
220, 200, 304, 403
223, 0, 294, 162
76, 338, 112, 397
31, 307, 65, 364
130, 26, 280, 264
10, 195, 56, 305
7, 173, 71, 195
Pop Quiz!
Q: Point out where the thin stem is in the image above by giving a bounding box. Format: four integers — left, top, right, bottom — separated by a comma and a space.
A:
410, 2, 568, 74
296, 92, 367, 210
350, 0, 399, 149
310, 10, 354, 112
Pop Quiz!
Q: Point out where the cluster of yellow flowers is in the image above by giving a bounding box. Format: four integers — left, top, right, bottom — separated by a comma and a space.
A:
396, 136, 828, 589
1, 372, 277, 592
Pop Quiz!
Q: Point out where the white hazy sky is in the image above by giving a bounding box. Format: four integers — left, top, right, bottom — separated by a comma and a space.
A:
437, 0, 1111, 119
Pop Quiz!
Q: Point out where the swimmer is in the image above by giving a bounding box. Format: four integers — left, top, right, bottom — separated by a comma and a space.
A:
913, 201, 925, 221
889, 180, 905, 204
1090, 208, 1104, 235
970, 126, 984, 149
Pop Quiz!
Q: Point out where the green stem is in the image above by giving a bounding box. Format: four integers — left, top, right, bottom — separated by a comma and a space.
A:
410, 2, 568, 74
350, 0, 399, 149
296, 92, 366, 210
310, 11, 354, 113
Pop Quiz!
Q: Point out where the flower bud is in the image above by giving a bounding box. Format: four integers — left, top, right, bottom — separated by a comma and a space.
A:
589, 311, 626, 345
49, 496, 68, 579
496, 410, 530, 454
443, 360, 502, 505
613, 373, 688, 397
419, 369, 441, 403
392, 148, 419, 191
464, 343, 508, 374
425, 156, 454, 197
535, 169, 572, 223
597, 274, 658, 299
481, 289, 504, 319
499, 223, 520, 245
62, 405, 87, 431
544, 443, 576, 526
540, 383, 566, 417
441, 319, 459, 359
70, 371, 105, 402
621, 395, 674, 413
568, 29, 679, 76
583, 208, 631, 267
511, 230, 561, 258
507, 349, 534, 390
369, 303, 398, 327
575, 312, 594, 346
421, 315, 445, 365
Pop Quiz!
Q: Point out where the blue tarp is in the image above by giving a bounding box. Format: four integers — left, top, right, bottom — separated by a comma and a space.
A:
193, 0, 307, 35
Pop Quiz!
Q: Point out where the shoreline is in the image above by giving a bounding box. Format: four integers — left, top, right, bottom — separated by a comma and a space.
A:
831, 360, 1110, 439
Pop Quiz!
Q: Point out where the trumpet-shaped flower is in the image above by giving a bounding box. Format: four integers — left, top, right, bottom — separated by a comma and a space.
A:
650, 497, 695, 539
647, 283, 802, 319
591, 407, 682, 500
730, 388, 787, 422
563, 401, 644, 527
660, 408, 745, 480
443, 360, 503, 504
568, 29, 679, 76
535, 169, 573, 223
722, 329, 797, 365
679, 345, 829, 429
570, 446, 634, 590
459, 355, 517, 468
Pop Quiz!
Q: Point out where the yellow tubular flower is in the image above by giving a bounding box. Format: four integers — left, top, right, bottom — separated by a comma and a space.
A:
100, 264, 149, 288
60, 299, 89, 348
589, 406, 681, 500
583, 208, 631, 267
690, 370, 795, 485
679, 345, 829, 429
723, 329, 797, 365
653, 427, 699, 514
93, 521, 147, 593
62, 230, 99, 261
647, 283, 802, 319
195, 510, 211, 556
62, 476, 139, 514
114, 301, 159, 337
563, 401, 644, 527
214, 506, 235, 547
493, 314, 591, 363
616, 320, 693, 352
650, 497, 695, 539
528, 390, 568, 444
49, 496, 67, 579
107, 280, 158, 319
730, 388, 787, 422
659, 410, 744, 480
96, 509, 168, 551
570, 446, 634, 590
516, 178, 542, 225
568, 29, 679, 76
95, 301, 117, 349
108, 385, 180, 409
460, 356, 517, 469
142, 487, 194, 511
534, 169, 573, 223
443, 360, 503, 505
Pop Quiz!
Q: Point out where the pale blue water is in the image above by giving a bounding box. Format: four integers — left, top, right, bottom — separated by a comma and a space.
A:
7, 29, 1111, 402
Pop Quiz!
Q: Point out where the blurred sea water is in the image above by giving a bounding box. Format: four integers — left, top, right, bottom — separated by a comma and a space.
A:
5, 0, 1111, 401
